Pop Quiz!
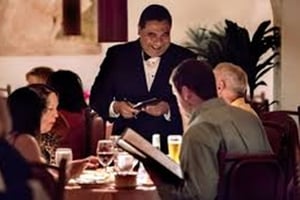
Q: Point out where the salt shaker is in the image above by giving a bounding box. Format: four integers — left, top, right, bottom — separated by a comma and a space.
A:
152, 133, 161, 150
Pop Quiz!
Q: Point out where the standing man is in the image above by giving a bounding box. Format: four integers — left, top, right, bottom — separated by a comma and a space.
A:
90, 4, 196, 153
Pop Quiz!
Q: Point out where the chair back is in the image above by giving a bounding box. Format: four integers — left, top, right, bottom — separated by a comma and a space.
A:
0, 84, 11, 99
277, 106, 300, 127
262, 121, 287, 157
0, 139, 32, 200
218, 153, 284, 200
260, 111, 299, 191
287, 141, 300, 200
84, 108, 106, 156
294, 149, 300, 199
30, 159, 67, 200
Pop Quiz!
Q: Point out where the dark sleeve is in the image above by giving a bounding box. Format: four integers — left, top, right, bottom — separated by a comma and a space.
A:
89, 47, 116, 121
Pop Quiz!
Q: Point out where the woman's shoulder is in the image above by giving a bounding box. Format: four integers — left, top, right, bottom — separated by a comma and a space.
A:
7, 133, 35, 145
14, 133, 37, 145
10, 133, 43, 163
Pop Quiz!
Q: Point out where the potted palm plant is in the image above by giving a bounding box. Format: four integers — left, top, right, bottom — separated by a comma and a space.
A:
184, 19, 280, 100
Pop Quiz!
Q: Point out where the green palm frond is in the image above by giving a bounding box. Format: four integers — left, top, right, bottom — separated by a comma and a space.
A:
255, 52, 279, 76
252, 20, 271, 43
255, 80, 268, 89
184, 19, 280, 99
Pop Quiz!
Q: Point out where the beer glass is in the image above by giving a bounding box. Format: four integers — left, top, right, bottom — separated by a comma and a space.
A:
167, 135, 182, 163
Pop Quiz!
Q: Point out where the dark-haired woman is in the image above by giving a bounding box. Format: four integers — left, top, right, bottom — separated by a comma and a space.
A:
47, 70, 88, 159
7, 85, 98, 178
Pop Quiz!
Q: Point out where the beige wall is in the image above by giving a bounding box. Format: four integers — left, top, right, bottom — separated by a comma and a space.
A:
0, 0, 273, 99
279, 0, 300, 110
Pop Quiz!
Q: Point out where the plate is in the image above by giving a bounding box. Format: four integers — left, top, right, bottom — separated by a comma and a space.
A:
70, 170, 111, 188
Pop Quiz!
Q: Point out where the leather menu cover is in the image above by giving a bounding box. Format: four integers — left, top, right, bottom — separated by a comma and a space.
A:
117, 128, 183, 184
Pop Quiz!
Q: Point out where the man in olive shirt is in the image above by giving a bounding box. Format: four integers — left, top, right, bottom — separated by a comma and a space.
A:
147, 59, 272, 200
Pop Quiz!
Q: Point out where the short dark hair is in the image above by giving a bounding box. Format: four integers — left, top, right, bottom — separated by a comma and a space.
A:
26, 66, 54, 83
8, 85, 57, 136
138, 4, 172, 29
171, 59, 217, 100
8, 87, 43, 136
47, 70, 87, 112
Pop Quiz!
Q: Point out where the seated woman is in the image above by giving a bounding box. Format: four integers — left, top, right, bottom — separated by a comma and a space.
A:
6, 84, 98, 179
0, 93, 49, 200
47, 70, 89, 159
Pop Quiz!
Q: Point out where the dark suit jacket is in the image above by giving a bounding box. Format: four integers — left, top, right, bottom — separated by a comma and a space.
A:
90, 39, 196, 153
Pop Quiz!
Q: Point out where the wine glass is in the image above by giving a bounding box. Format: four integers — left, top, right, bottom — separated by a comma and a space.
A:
109, 135, 121, 151
96, 139, 115, 172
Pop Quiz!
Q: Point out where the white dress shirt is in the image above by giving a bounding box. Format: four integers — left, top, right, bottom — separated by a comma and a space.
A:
109, 53, 170, 120
143, 56, 160, 91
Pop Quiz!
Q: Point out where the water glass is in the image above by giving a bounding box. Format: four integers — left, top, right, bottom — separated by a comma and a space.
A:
115, 152, 138, 172
55, 148, 73, 166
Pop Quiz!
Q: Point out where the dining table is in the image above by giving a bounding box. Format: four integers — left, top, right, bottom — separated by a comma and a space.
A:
64, 169, 161, 200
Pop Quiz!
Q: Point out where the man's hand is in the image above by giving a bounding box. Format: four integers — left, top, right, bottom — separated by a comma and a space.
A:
142, 101, 170, 117
113, 101, 140, 119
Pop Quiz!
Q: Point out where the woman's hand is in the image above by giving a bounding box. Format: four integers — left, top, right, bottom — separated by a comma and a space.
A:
85, 155, 100, 169
69, 156, 100, 178
69, 159, 89, 178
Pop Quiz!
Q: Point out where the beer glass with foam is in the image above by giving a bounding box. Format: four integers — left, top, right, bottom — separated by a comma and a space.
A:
167, 135, 182, 163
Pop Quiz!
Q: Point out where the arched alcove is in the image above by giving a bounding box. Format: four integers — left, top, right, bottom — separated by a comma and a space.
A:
270, 0, 282, 109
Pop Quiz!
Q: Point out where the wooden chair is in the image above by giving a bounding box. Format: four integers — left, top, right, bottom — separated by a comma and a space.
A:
271, 107, 300, 129
218, 153, 284, 200
30, 159, 67, 200
260, 111, 299, 183
287, 145, 300, 200
263, 121, 286, 155
262, 106, 300, 138
285, 136, 300, 200
84, 108, 106, 156
260, 110, 300, 200
277, 106, 300, 129
0, 84, 11, 97
294, 149, 300, 199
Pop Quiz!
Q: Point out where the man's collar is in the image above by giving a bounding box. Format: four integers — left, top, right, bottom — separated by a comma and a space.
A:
142, 51, 163, 61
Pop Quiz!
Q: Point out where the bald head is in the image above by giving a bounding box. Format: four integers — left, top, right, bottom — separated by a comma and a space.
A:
213, 62, 248, 102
